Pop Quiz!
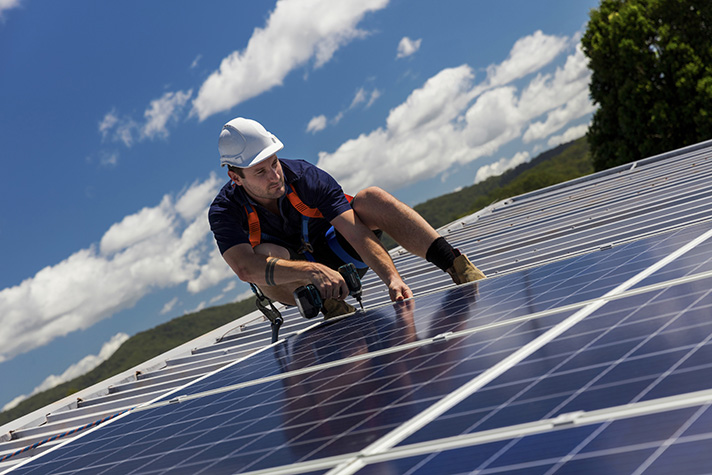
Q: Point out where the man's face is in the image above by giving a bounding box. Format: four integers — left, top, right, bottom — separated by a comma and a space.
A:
230, 155, 285, 202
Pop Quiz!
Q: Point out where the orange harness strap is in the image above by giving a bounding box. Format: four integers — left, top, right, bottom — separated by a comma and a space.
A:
286, 184, 324, 218
245, 203, 261, 248
245, 184, 353, 248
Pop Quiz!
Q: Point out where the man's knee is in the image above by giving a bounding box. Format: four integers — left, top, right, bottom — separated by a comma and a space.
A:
353, 186, 390, 204
352, 186, 397, 215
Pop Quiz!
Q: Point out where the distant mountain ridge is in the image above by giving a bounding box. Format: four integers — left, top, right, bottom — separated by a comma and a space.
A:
0, 136, 592, 426
413, 136, 591, 229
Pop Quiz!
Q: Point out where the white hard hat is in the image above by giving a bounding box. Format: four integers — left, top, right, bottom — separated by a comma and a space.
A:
218, 117, 284, 168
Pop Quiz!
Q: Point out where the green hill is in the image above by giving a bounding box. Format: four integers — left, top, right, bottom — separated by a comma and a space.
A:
0, 298, 256, 427
414, 136, 591, 229
0, 137, 592, 427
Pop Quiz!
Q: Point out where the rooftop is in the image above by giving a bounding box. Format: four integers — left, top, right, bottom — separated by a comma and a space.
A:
2, 139, 712, 474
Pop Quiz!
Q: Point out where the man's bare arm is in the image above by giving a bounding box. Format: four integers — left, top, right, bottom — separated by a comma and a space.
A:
222, 243, 348, 301
331, 209, 412, 301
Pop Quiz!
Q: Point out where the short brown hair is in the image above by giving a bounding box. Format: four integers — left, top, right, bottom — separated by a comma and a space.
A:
227, 165, 244, 178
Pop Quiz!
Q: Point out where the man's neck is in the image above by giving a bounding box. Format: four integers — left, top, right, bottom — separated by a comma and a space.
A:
247, 192, 280, 215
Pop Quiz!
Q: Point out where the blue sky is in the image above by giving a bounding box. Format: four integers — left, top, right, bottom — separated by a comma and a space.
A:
0, 0, 599, 412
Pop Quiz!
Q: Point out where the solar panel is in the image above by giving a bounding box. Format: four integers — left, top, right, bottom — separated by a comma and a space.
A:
3, 141, 712, 474
356, 402, 712, 474
5, 216, 711, 474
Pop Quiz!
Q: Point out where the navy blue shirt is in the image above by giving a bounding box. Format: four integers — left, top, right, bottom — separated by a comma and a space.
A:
209, 159, 352, 255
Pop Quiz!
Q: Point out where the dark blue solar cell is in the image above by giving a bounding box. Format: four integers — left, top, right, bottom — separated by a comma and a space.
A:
12, 224, 711, 474
583, 408, 700, 453
485, 425, 600, 470
401, 277, 712, 446
385, 406, 708, 474
9, 301, 574, 474
554, 448, 656, 474
162, 231, 685, 401
641, 365, 712, 401
679, 403, 712, 438
644, 438, 712, 475
356, 440, 512, 475
632, 224, 712, 288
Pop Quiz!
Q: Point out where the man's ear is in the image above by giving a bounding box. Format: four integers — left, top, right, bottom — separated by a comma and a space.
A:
227, 169, 242, 186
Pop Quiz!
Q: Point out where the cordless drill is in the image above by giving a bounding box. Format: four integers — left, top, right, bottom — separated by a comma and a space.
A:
294, 263, 363, 319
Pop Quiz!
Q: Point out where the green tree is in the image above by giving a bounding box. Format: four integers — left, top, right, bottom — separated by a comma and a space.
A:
582, 0, 712, 171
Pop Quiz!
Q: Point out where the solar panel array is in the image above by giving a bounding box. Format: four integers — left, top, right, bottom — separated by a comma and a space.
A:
2, 139, 712, 474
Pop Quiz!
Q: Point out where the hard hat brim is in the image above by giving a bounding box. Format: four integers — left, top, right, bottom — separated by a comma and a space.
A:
220, 138, 283, 168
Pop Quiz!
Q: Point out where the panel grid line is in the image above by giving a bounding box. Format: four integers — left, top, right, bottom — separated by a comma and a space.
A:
234, 388, 712, 475
327, 227, 712, 475
631, 403, 710, 475
538, 286, 712, 475
7, 269, 712, 475
5, 228, 712, 475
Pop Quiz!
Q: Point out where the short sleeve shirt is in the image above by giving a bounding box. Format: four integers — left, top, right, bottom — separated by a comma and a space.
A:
208, 159, 352, 255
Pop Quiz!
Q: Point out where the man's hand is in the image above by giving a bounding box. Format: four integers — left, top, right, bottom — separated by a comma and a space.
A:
309, 263, 350, 301
332, 210, 412, 302
387, 278, 413, 302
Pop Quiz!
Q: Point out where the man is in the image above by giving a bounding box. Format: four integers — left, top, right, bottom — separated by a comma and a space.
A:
209, 117, 485, 318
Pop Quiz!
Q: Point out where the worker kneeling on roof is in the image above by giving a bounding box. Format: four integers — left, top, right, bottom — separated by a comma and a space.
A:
208, 118, 486, 319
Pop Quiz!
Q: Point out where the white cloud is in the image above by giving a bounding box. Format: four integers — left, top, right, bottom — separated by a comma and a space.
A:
98, 111, 119, 139
474, 151, 530, 184
98, 89, 192, 147
187, 247, 235, 294
483, 30, 569, 89
2, 333, 129, 411
98, 150, 119, 167
351, 87, 381, 109
366, 88, 381, 108
99, 110, 138, 148
175, 176, 225, 220
160, 297, 179, 315
0, 174, 228, 363
233, 289, 255, 302
206, 280, 245, 305
141, 90, 193, 140
396, 36, 421, 59
99, 199, 175, 255
317, 31, 593, 194
522, 88, 595, 143
307, 115, 328, 134
187, 301, 207, 314
350, 87, 368, 108
98, 111, 138, 148
547, 123, 590, 148
191, 0, 389, 120
309, 86, 381, 133
0, 0, 20, 18
99, 0, 388, 143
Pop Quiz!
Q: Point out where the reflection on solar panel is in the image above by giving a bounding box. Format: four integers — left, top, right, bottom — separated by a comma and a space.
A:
3, 140, 712, 474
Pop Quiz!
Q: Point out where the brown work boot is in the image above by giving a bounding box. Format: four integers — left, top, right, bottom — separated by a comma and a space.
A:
446, 255, 486, 284
321, 298, 356, 319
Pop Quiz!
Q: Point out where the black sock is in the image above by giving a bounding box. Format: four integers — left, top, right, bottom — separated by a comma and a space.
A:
425, 237, 461, 272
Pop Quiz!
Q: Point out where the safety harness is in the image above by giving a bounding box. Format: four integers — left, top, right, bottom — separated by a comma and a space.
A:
245, 183, 365, 342
244, 184, 366, 267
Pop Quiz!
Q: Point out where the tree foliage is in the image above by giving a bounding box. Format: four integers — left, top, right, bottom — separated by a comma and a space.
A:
582, 0, 712, 171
